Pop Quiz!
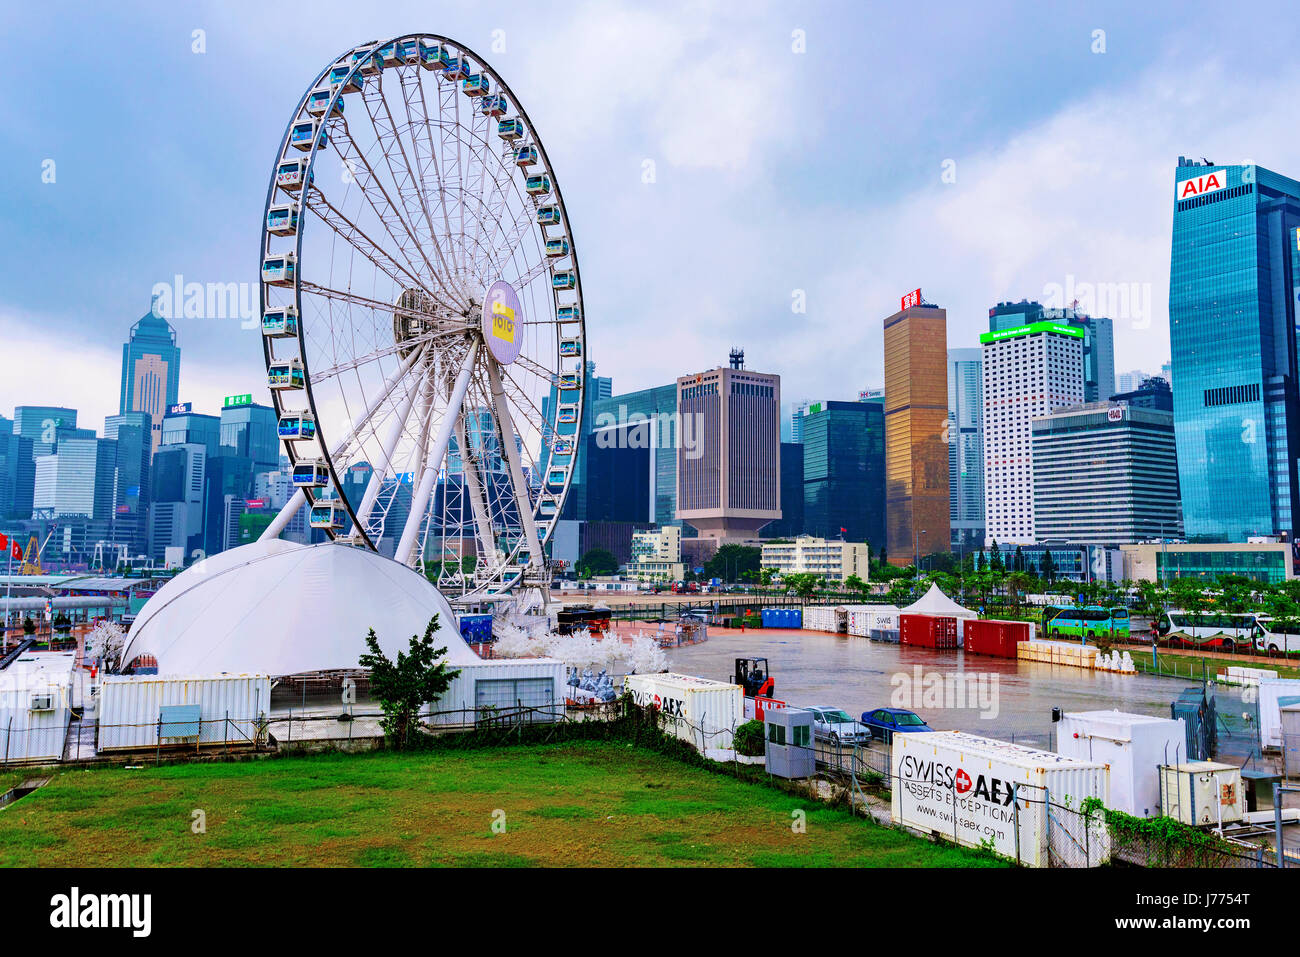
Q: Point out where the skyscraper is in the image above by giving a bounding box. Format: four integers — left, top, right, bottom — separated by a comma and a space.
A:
675, 358, 780, 541
105, 411, 153, 556
761, 440, 805, 539
121, 298, 181, 454
219, 396, 280, 474
0, 417, 35, 520
1032, 403, 1182, 545
14, 406, 77, 457
800, 401, 885, 551
947, 348, 985, 551
592, 383, 679, 527
32, 436, 118, 520
1169, 158, 1300, 541
883, 299, 949, 564
161, 408, 221, 458
989, 301, 1113, 403
542, 360, 611, 521
981, 321, 1085, 544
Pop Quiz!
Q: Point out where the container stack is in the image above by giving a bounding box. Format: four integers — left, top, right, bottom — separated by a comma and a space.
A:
899, 614, 958, 649
964, 619, 1033, 658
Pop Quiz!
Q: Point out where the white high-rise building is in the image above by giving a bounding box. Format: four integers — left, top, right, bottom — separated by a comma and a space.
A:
981, 321, 1085, 545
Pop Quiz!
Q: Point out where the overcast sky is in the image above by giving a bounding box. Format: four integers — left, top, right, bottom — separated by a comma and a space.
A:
4, 0, 1299, 432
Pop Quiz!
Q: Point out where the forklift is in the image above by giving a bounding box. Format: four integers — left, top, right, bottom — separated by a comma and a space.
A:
734, 658, 774, 698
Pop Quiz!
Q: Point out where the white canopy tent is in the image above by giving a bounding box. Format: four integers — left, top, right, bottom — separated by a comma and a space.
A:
901, 583, 977, 620
123, 540, 479, 677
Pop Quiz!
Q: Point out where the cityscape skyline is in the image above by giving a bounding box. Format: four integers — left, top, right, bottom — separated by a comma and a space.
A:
12, 2, 1300, 429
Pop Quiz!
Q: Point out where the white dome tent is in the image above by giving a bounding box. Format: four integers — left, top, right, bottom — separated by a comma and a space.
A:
123, 540, 479, 677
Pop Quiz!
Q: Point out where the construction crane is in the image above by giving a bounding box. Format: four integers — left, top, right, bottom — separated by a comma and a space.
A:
21, 531, 54, 575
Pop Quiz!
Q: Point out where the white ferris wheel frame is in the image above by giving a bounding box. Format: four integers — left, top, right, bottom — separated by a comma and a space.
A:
256, 34, 587, 603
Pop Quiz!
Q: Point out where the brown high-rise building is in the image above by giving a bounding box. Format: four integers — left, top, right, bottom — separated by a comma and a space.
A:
883, 298, 950, 565
675, 356, 781, 542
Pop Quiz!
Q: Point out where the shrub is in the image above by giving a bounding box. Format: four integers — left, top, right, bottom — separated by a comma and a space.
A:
734, 719, 765, 757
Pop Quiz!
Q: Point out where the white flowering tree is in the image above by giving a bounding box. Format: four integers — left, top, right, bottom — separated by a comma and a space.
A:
86, 620, 126, 673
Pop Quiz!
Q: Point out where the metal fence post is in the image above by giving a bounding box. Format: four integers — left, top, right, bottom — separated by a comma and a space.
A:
3, 716, 10, 766
1276, 783, 1285, 869
1013, 783, 1020, 865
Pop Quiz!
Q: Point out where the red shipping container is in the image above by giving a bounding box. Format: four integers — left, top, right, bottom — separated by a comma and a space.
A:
964, 618, 1030, 658
899, 614, 958, 649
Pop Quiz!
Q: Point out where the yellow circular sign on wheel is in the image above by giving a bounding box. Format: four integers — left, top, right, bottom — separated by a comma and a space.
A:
482, 279, 523, 365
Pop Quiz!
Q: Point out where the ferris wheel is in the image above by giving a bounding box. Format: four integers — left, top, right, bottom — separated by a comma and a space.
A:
257, 35, 585, 603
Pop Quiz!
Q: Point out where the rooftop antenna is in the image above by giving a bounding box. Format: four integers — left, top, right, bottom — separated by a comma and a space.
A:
729, 348, 744, 370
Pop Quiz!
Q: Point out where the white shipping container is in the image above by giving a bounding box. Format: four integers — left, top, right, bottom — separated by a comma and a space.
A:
422, 659, 566, 727
801, 606, 842, 633
892, 730, 1110, 867
1257, 677, 1300, 749
0, 652, 76, 763
97, 674, 271, 752
1057, 711, 1186, 818
845, 605, 898, 638
1159, 762, 1243, 826
624, 672, 743, 751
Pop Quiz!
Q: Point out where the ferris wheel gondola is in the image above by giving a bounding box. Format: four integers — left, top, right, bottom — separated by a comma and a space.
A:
256, 34, 586, 604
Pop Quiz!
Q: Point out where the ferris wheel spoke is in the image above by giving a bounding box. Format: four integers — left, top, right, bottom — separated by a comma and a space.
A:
400, 65, 469, 289
329, 114, 463, 311
364, 77, 465, 305
304, 186, 429, 293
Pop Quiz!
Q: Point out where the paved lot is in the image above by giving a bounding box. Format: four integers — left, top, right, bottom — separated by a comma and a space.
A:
661, 627, 1254, 751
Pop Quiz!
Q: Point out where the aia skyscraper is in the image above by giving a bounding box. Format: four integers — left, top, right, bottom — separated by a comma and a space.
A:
1169, 158, 1300, 542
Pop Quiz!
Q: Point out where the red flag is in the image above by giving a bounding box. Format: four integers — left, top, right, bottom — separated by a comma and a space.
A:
0, 533, 7, 551
10, 541, 20, 561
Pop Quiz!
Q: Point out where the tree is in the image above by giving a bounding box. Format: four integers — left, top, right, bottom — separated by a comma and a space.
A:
576, 548, 618, 578
704, 544, 761, 583
989, 541, 1004, 573
22, 618, 35, 636
844, 573, 871, 599
86, 620, 126, 673
1040, 549, 1057, 584
783, 572, 820, 600
759, 566, 778, 588
360, 614, 462, 749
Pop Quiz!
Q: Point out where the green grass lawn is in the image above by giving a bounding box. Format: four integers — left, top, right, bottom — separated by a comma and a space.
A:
1134, 651, 1300, 681
0, 741, 1002, 868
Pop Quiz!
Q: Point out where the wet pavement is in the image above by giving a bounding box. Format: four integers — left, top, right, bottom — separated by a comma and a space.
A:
662, 627, 1254, 750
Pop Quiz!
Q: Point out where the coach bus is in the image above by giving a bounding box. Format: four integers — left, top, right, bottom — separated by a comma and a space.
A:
1155, 611, 1300, 655
1042, 605, 1130, 640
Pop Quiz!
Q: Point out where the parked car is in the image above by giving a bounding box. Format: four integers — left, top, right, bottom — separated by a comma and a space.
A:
807, 706, 870, 747
860, 708, 934, 744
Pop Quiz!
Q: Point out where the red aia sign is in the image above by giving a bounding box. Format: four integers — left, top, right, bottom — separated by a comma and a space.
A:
900, 288, 922, 310
1178, 169, 1226, 200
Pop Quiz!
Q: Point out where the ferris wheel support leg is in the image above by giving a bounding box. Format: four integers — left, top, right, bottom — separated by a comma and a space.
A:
353, 351, 427, 531
486, 357, 544, 574
259, 348, 425, 544
261, 489, 306, 541
396, 341, 481, 567
454, 413, 499, 573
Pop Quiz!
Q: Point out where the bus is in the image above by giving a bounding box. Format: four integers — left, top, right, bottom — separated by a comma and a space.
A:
1042, 605, 1130, 640
1155, 611, 1300, 655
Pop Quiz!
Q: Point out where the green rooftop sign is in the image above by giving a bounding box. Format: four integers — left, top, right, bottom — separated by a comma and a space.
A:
979, 321, 1084, 344
223, 393, 253, 408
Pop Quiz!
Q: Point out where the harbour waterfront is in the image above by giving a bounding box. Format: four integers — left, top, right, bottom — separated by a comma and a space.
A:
662, 627, 1251, 749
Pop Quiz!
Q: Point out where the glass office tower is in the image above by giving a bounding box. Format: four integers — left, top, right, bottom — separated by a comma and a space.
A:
1169, 158, 1300, 541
